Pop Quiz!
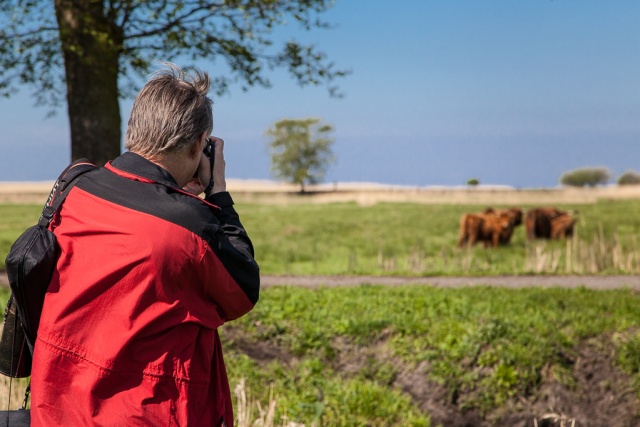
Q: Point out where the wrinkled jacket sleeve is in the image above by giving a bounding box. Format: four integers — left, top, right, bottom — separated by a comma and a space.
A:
199, 191, 260, 321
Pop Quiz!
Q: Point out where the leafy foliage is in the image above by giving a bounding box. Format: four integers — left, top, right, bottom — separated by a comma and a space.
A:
0, 1, 63, 106
0, 1, 349, 164
266, 118, 335, 192
560, 167, 611, 187
617, 170, 640, 186
0, 0, 349, 101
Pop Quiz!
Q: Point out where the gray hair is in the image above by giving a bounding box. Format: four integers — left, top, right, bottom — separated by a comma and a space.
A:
125, 63, 213, 156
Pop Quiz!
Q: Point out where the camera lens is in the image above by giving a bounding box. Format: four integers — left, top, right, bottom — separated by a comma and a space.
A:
203, 138, 213, 157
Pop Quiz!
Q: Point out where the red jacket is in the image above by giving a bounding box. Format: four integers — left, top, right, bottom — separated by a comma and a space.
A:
30, 153, 260, 426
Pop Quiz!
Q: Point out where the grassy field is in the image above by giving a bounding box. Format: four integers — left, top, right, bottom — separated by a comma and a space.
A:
1, 199, 640, 425
222, 285, 640, 425
2, 285, 638, 425
4, 199, 640, 275
241, 199, 640, 276
0, 204, 45, 271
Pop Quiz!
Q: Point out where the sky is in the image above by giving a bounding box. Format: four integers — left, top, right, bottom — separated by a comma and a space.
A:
0, 0, 638, 188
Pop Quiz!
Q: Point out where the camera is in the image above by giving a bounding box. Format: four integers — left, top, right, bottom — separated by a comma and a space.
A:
203, 137, 215, 159
202, 137, 215, 193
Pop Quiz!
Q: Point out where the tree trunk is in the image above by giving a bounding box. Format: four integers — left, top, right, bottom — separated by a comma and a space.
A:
54, 0, 122, 166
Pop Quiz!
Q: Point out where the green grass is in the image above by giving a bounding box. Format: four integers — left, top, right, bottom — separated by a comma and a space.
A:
227, 354, 431, 426
3, 200, 640, 424
237, 200, 640, 276
0, 204, 42, 270
227, 285, 640, 419
1, 281, 639, 424
3, 200, 640, 275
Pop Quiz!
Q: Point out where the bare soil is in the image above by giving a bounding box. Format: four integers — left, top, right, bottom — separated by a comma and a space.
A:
258, 274, 640, 290
3, 272, 640, 290
224, 325, 640, 427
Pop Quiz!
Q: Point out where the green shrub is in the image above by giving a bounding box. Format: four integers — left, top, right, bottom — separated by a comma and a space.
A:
560, 167, 611, 187
466, 178, 479, 186
617, 170, 640, 186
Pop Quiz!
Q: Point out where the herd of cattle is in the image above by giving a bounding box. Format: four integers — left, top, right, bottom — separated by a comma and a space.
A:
458, 207, 577, 248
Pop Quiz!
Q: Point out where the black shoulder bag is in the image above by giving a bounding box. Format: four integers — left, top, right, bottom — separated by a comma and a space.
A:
0, 159, 95, 423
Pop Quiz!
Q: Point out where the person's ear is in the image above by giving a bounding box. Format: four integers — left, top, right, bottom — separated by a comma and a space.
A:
189, 132, 207, 159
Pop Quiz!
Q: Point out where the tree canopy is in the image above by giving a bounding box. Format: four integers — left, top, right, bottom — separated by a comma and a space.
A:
617, 170, 640, 186
0, 1, 348, 166
559, 167, 611, 187
266, 117, 335, 192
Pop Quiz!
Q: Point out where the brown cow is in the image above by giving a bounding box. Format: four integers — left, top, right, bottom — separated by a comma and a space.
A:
525, 207, 573, 240
458, 210, 514, 248
550, 213, 576, 239
483, 207, 523, 244
506, 208, 523, 227
484, 207, 523, 225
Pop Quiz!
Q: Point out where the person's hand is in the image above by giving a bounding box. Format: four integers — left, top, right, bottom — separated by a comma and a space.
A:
182, 177, 205, 195
197, 136, 226, 196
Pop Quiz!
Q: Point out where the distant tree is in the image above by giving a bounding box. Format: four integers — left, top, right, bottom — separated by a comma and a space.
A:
266, 118, 335, 193
0, 1, 348, 166
559, 167, 611, 187
617, 170, 640, 186
466, 178, 479, 186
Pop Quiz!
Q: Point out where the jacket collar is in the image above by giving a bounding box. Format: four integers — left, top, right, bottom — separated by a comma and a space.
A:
109, 152, 180, 188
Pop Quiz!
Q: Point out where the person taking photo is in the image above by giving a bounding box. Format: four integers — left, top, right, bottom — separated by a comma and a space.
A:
30, 63, 260, 427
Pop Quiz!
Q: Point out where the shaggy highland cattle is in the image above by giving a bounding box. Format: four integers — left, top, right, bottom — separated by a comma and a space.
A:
458, 208, 521, 248
550, 212, 576, 239
525, 207, 576, 240
485, 207, 523, 229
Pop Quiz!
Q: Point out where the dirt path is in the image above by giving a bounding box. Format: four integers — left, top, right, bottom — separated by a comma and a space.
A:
259, 274, 640, 289
2, 271, 640, 290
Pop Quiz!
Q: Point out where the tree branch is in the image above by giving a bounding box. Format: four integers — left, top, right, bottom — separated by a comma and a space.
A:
125, 1, 228, 40
1, 26, 58, 39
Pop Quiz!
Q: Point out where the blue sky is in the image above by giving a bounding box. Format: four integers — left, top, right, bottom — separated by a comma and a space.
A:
0, 0, 638, 188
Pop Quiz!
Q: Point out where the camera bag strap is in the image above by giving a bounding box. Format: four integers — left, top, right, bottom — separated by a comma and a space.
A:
40, 160, 97, 227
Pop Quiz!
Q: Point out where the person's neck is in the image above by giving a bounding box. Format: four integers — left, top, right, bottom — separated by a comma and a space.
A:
144, 153, 190, 188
